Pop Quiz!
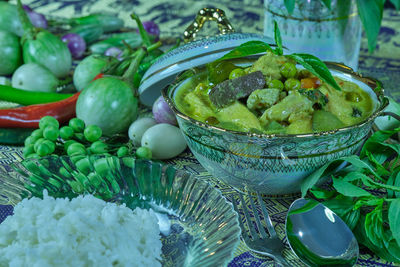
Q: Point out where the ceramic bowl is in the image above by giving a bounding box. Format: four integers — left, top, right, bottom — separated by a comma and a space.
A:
163, 59, 388, 196
0, 156, 241, 266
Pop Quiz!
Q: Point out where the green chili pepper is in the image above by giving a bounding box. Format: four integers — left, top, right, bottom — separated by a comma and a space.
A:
0, 84, 73, 105
69, 24, 104, 44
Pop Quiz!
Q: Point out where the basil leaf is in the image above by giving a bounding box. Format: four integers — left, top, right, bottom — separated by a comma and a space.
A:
310, 187, 336, 199
274, 21, 283, 56
286, 53, 342, 91
284, 0, 295, 14
354, 198, 384, 210
218, 41, 275, 61
356, 0, 384, 53
321, 0, 332, 8
390, 0, 400, 9
332, 178, 372, 197
342, 209, 361, 230
365, 206, 385, 248
389, 199, 400, 247
323, 195, 354, 217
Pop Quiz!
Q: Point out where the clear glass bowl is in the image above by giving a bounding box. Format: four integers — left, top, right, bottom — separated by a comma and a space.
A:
0, 155, 241, 267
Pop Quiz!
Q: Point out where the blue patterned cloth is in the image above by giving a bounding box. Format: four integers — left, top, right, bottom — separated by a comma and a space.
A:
1, 1, 400, 266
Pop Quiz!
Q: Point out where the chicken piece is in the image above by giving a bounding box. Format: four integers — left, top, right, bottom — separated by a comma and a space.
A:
286, 116, 313, 134
249, 51, 296, 80
183, 92, 215, 121
260, 91, 313, 125
247, 88, 280, 111
217, 101, 263, 132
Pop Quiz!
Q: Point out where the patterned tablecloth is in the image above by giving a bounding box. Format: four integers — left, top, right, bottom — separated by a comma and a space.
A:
1, 1, 400, 266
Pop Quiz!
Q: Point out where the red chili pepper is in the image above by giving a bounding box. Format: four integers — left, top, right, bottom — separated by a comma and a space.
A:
93, 73, 104, 80
0, 92, 80, 128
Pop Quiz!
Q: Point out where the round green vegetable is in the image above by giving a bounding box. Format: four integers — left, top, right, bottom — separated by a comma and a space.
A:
89, 140, 108, 154
76, 77, 138, 136
0, 2, 23, 36
0, 30, 22, 75
39, 116, 59, 129
280, 62, 297, 78
67, 143, 86, 156
135, 146, 152, 159
268, 79, 284, 90
117, 146, 129, 157
69, 118, 85, 133
73, 55, 110, 91
12, 63, 59, 92
84, 125, 102, 142
43, 125, 59, 141
59, 126, 74, 140
284, 78, 301, 91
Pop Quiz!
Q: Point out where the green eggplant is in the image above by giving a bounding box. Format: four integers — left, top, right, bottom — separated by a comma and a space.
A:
17, 0, 72, 78
68, 13, 124, 33
0, 30, 22, 75
69, 24, 104, 45
0, 2, 23, 36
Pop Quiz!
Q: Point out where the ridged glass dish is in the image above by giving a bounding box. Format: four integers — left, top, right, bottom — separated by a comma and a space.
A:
0, 155, 241, 267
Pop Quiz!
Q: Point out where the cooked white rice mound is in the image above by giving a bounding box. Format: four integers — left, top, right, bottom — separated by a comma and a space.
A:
0, 193, 162, 267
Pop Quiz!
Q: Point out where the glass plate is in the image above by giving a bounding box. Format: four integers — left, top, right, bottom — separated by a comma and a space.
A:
0, 155, 241, 267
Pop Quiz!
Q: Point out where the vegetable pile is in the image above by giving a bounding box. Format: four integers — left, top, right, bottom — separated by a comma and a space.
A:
0, 1, 186, 160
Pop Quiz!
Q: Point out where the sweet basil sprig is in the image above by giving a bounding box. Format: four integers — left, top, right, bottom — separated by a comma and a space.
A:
301, 127, 400, 263
218, 21, 342, 91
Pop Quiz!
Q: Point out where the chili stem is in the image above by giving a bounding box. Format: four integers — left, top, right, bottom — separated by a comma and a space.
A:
0, 85, 74, 106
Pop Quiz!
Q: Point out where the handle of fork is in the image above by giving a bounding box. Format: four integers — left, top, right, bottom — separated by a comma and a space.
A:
273, 253, 291, 267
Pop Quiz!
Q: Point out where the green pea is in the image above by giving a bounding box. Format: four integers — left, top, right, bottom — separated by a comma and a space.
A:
69, 118, 85, 133
59, 126, 74, 140
67, 143, 86, 156
64, 140, 77, 152
39, 116, 59, 130
31, 129, 43, 138
135, 146, 152, 159
284, 78, 301, 91
229, 68, 245, 79
84, 125, 102, 142
268, 79, 284, 90
280, 62, 297, 78
25, 135, 39, 146
33, 138, 45, 152
90, 141, 108, 154
117, 146, 129, 157
42, 140, 55, 154
23, 144, 35, 157
43, 125, 59, 141
36, 142, 52, 157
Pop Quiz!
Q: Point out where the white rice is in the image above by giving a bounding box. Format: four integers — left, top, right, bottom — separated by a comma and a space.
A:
0, 192, 162, 267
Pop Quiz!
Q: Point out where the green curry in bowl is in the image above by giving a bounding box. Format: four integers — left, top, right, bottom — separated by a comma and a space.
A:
174, 52, 374, 135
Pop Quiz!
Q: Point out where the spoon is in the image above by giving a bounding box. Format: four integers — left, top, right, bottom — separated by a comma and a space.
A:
285, 198, 359, 266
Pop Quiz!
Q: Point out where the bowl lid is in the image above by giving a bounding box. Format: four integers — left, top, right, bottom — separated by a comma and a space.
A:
138, 33, 274, 106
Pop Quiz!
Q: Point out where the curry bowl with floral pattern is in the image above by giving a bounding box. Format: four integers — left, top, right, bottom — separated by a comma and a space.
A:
162, 59, 388, 196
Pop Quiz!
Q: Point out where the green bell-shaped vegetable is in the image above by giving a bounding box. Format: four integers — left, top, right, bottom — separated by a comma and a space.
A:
17, 0, 72, 78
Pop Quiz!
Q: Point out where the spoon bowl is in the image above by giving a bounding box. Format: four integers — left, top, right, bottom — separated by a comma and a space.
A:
285, 198, 359, 266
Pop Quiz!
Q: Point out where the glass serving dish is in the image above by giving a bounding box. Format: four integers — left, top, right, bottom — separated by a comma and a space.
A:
0, 156, 241, 267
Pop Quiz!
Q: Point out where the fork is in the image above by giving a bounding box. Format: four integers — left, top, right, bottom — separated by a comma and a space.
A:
231, 191, 290, 267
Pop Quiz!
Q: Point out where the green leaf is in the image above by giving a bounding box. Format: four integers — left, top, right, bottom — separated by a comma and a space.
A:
365, 206, 385, 248
323, 195, 354, 217
365, 150, 391, 177
388, 239, 400, 262
274, 21, 283, 56
284, 0, 296, 14
218, 41, 275, 61
342, 209, 361, 230
332, 178, 372, 197
286, 53, 341, 91
310, 187, 336, 199
389, 199, 400, 247
356, 0, 384, 53
387, 169, 400, 198
354, 198, 383, 210
321, 0, 332, 8
390, 0, 400, 10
